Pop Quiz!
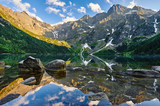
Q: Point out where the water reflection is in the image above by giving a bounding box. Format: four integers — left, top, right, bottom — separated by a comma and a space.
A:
2, 81, 160, 106
1, 54, 160, 105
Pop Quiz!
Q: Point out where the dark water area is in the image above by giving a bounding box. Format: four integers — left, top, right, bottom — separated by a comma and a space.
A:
1, 54, 160, 106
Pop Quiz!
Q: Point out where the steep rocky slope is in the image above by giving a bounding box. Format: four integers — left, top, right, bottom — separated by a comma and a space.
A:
0, 17, 70, 54
0, 4, 70, 48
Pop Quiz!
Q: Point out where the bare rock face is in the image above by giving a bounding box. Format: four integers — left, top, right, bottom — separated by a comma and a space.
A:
88, 92, 109, 101
126, 69, 160, 78
45, 59, 66, 71
18, 56, 44, 74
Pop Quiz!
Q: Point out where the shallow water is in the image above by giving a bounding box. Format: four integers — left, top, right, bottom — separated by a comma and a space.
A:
1, 54, 160, 106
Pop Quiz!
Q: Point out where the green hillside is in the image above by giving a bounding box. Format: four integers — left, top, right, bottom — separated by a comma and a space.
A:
117, 33, 160, 55
0, 17, 70, 54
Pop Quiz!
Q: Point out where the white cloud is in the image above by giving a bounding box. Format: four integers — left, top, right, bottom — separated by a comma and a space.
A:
78, 7, 86, 13
127, 0, 136, 8
153, 9, 158, 12
88, 3, 104, 13
26, 11, 43, 22
59, 13, 65, 17
62, 16, 77, 23
32, 8, 36, 13
67, 11, 73, 16
45, 7, 60, 14
69, 1, 76, 6
69, 1, 72, 6
62, 8, 67, 12
106, 0, 113, 6
8, 0, 30, 11
51, 21, 64, 26
46, 0, 65, 7
7, 0, 43, 22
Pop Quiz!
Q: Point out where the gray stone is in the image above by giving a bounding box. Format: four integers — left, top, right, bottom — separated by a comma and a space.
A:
88, 92, 109, 101
152, 66, 160, 72
73, 67, 83, 71
45, 59, 66, 71
126, 69, 160, 78
18, 56, 44, 74
0, 94, 20, 105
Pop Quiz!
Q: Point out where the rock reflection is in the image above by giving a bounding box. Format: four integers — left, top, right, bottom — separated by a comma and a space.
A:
20, 73, 43, 85
46, 70, 66, 79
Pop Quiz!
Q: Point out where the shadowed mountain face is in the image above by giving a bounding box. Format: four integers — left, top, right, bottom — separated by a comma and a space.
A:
45, 4, 158, 47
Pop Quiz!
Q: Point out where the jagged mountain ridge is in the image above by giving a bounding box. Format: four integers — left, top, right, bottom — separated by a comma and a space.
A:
48, 4, 159, 48
0, 4, 159, 50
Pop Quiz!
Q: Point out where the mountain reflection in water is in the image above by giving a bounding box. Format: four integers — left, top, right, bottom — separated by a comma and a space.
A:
1, 54, 160, 105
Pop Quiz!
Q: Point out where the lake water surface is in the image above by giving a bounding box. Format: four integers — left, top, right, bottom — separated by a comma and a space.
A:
1, 54, 160, 106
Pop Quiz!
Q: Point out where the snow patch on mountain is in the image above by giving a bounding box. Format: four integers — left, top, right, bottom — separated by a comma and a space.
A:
97, 39, 105, 42
0, 23, 5, 27
154, 18, 158, 33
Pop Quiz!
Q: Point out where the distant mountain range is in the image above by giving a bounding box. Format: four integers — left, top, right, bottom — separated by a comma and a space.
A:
0, 4, 160, 54
48, 4, 159, 46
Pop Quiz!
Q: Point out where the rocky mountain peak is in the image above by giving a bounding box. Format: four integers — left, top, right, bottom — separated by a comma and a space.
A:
132, 5, 156, 16
108, 4, 128, 15
132, 6, 142, 10
79, 15, 91, 21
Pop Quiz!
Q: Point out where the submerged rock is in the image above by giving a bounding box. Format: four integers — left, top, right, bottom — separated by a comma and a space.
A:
45, 59, 66, 71
126, 69, 160, 78
18, 56, 44, 74
88, 92, 109, 101
0, 94, 20, 105
152, 66, 160, 72
86, 68, 105, 72
73, 67, 83, 71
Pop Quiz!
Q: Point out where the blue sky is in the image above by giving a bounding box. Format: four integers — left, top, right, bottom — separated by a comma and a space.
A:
0, 0, 160, 25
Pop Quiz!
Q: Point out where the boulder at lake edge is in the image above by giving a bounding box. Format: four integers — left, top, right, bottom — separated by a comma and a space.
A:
152, 66, 160, 72
18, 56, 44, 74
45, 59, 66, 71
